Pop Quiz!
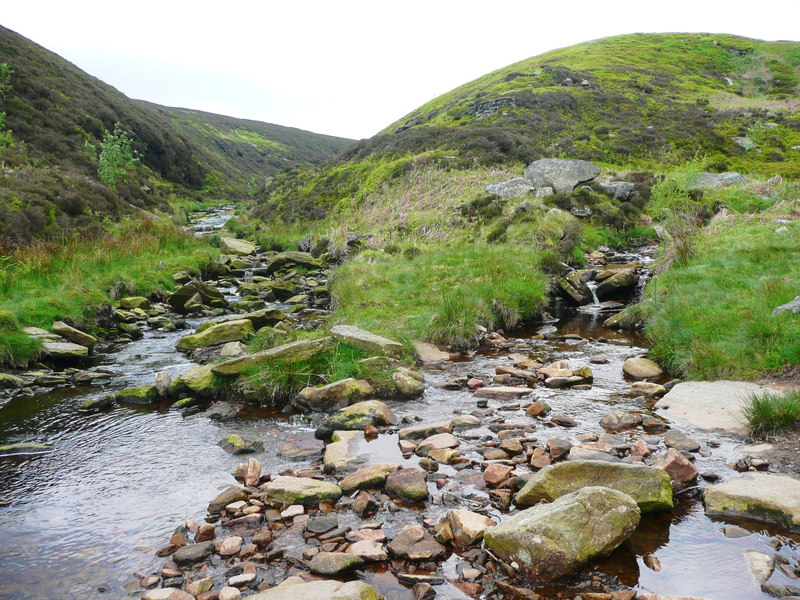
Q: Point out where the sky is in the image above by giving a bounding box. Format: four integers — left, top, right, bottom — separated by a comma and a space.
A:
2, 1, 799, 140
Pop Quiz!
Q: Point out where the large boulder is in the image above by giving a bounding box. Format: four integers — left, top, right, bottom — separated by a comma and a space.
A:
484, 486, 640, 581
515, 460, 673, 512
263, 476, 343, 506
167, 281, 228, 312
51, 321, 97, 350
623, 357, 663, 379
266, 251, 326, 273
485, 177, 535, 198
595, 269, 638, 300
246, 580, 379, 600
176, 319, 254, 352
687, 172, 748, 190
704, 473, 800, 532
176, 364, 217, 397
212, 337, 332, 377
331, 325, 404, 358
115, 385, 158, 406
556, 271, 593, 305
293, 378, 376, 412
220, 237, 256, 256
523, 158, 601, 195
41, 341, 89, 360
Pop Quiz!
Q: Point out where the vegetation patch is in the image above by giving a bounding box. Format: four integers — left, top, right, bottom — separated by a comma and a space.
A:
744, 390, 800, 437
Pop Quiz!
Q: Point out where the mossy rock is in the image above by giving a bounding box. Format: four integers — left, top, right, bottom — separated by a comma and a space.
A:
118, 296, 151, 310
176, 319, 254, 352
218, 434, 263, 455
263, 476, 343, 506
115, 385, 158, 406
79, 395, 116, 412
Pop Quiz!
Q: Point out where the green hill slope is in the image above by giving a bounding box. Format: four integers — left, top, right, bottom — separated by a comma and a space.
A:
258, 33, 800, 223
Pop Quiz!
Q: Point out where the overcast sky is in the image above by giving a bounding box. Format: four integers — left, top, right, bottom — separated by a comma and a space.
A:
3, 1, 798, 139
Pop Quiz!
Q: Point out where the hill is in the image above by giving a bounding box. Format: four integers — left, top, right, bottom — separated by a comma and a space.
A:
256, 33, 800, 224
0, 25, 352, 246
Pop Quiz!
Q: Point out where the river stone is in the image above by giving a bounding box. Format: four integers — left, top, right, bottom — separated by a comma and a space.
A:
392, 368, 425, 397
212, 337, 332, 376
515, 460, 673, 512
218, 434, 263, 455
278, 434, 324, 460
0, 442, 52, 456
664, 430, 700, 452
346, 539, 388, 561
623, 357, 663, 379
79, 395, 116, 411
473, 386, 533, 400
173, 541, 215, 565
655, 381, 770, 435
208, 486, 248, 513
414, 341, 450, 362
246, 580, 379, 600
0, 373, 23, 389
52, 321, 97, 350
330, 325, 404, 358
319, 400, 398, 437
220, 237, 256, 256
415, 432, 460, 457
339, 462, 401, 493
452, 415, 481, 430
293, 378, 376, 412
687, 171, 749, 189
142, 589, 194, 600
484, 486, 640, 581
745, 549, 775, 584
523, 158, 601, 194
557, 270, 593, 305
41, 341, 89, 359
385, 468, 429, 502
446, 509, 496, 546
23, 326, 62, 342
631, 381, 667, 396
600, 411, 643, 432
115, 385, 158, 405
266, 251, 326, 273
398, 421, 452, 440
309, 552, 364, 575
168, 281, 228, 312
263, 476, 343, 506
118, 296, 151, 310
704, 473, 800, 531
177, 319, 254, 352
654, 448, 699, 491
595, 269, 638, 300
387, 524, 446, 560
323, 430, 364, 474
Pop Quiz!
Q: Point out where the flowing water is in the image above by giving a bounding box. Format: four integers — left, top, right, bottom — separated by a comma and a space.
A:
0, 224, 796, 600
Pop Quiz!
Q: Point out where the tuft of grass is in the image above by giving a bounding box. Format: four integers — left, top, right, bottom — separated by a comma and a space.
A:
744, 390, 800, 437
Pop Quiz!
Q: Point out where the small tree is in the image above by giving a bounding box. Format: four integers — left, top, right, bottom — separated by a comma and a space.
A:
95, 122, 139, 189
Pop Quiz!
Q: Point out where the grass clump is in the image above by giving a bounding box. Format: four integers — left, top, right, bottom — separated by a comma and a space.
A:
744, 390, 800, 437
331, 243, 548, 350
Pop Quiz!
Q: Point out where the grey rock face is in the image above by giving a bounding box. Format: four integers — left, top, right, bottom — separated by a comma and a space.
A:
687, 172, 749, 189
524, 159, 601, 194
485, 178, 535, 198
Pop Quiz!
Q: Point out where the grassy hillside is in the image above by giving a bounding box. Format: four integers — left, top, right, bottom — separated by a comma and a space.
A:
257, 33, 799, 223
0, 25, 352, 246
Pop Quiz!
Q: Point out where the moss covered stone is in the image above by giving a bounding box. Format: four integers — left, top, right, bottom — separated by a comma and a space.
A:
177, 319, 254, 352
115, 385, 158, 406
263, 476, 343, 506
704, 473, 800, 532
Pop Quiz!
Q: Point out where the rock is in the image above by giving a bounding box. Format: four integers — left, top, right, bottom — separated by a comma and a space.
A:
218, 434, 263, 455
339, 463, 401, 493
452, 415, 481, 430
51, 321, 97, 350
0, 373, 24, 388
446, 509, 495, 546
654, 448, 699, 491
218, 535, 243, 556
704, 473, 800, 531
212, 338, 332, 377
41, 341, 89, 359
745, 549, 775, 584
0, 442, 52, 456
473, 386, 532, 400
623, 357, 663, 379
485, 486, 640, 581
79, 395, 116, 411
687, 172, 749, 190
550, 414, 577, 428
664, 431, 700, 452
173, 541, 214, 565
568, 446, 621, 462
142, 589, 194, 600
317, 400, 397, 435
387, 524, 447, 560
219, 588, 242, 600
398, 421, 452, 440
168, 281, 228, 312
654, 381, 770, 435
177, 319, 254, 352
115, 385, 158, 406
309, 551, 364, 575
220, 237, 256, 256
598, 181, 636, 201
484, 463, 514, 487
415, 432, 459, 456
414, 341, 450, 362
773, 295, 800, 315
385, 468, 429, 502
174, 365, 215, 397
246, 580, 379, 600
323, 430, 364, 474
266, 251, 325, 273
118, 296, 151, 310
208, 486, 248, 513
523, 158, 601, 195
346, 540, 388, 561
557, 270, 593, 305
548, 438, 572, 460
515, 460, 673, 512
278, 434, 324, 460
600, 411, 643, 432
293, 378, 376, 412
631, 381, 667, 396
526, 401, 552, 418
330, 325, 403, 358
595, 269, 638, 300
154, 371, 171, 397
392, 368, 426, 397
485, 177, 535, 197
263, 476, 343, 506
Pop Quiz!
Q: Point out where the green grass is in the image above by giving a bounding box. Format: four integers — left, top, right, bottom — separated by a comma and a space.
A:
744, 390, 800, 437
0, 217, 217, 365
330, 243, 549, 350
643, 218, 800, 379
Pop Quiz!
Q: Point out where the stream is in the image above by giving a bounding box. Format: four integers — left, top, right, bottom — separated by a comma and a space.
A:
0, 210, 797, 600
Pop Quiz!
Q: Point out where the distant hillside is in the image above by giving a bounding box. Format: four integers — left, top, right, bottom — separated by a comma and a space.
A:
0, 25, 352, 246
258, 33, 800, 222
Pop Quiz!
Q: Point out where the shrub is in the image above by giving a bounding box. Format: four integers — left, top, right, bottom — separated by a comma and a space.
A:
744, 391, 800, 437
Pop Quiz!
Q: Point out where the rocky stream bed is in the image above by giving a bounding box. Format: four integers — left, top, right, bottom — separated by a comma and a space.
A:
1, 209, 799, 600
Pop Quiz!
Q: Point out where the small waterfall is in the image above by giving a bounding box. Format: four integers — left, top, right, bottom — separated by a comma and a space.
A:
633, 268, 652, 303
587, 280, 600, 306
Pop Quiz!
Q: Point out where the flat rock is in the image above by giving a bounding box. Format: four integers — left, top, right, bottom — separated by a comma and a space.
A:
385, 468, 429, 502
387, 524, 446, 560
173, 541, 214, 565
52, 321, 96, 349
278, 434, 324, 460
263, 476, 342, 506
704, 473, 800, 531
293, 378, 376, 412
309, 551, 364, 575
246, 580, 379, 600
331, 325, 403, 358
41, 341, 89, 359
523, 158, 601, 194
473, 386, 532, 400
220, 237, 256, 256
212, 338, 332, 377
339, 462, 401, 493
398, 421, 452, 440
687, 171, 748, 189
346, 539, 388, 561
446, 509, 496, 546
414, 341, 450, 362
655, 381, 771, 435
218, 434, 263, 455
415, 432, 459, 456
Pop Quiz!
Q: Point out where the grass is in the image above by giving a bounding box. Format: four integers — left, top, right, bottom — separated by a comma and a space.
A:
0, 217, 217, 365
642, 217, 800, 379
330, 243, 549, 350
744, 390, 800, 437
